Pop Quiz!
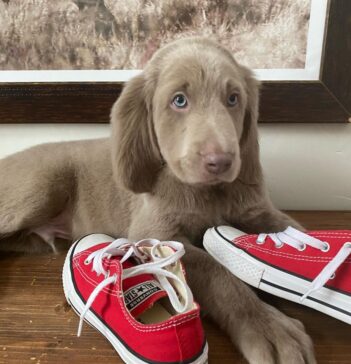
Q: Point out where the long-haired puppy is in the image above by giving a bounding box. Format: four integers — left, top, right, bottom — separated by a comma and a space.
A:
0, 37, 315, 363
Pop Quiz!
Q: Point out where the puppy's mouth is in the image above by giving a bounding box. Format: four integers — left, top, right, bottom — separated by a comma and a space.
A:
185, 165, 239, 186
198, 169, 238, 185
175, 155, 240, 186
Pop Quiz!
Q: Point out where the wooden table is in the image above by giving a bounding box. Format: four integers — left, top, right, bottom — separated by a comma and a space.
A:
1, 212, 351, 363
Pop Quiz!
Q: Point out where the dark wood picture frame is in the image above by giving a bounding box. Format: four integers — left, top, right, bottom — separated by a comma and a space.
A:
0, 0, 350, 124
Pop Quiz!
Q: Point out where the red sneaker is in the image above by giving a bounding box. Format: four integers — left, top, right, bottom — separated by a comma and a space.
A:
63, 234, 208, 364
204, 226, 351, 324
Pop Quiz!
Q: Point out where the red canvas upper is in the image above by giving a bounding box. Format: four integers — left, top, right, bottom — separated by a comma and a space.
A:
231, 230, 351, 294
70, 241, 206, 363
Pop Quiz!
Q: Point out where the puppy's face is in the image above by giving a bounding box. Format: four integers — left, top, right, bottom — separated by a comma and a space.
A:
112, 38, 259, 194
150, 49, 249, 186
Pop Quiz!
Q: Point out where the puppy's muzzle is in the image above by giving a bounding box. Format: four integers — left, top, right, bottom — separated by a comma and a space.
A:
202, 152, 233, 175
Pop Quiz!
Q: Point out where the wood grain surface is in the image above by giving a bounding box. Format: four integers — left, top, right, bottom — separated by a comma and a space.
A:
1, 211, 351, 364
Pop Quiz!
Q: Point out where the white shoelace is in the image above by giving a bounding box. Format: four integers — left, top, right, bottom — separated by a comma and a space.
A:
257, 227, 351, 302
77, 238, 193, 337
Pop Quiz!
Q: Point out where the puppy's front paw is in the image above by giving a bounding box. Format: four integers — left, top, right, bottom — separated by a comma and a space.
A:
233, 303, 316, 364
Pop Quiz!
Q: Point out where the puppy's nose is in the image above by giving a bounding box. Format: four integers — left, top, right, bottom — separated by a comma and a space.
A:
203, 153, 232, 175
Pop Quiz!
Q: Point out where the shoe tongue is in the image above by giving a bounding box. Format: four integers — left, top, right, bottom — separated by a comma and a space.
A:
122, 259, 168, 318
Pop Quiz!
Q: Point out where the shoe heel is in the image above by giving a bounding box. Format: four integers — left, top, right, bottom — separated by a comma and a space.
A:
203, 228, 264, 287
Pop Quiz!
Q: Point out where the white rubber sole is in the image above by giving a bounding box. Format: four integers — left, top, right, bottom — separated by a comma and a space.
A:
204, 227, 351, 325
62, 241, 208, 364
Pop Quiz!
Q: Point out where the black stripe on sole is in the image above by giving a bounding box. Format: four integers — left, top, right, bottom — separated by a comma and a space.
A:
213, 227, 351, 298
67, 236, 207, 364
260, 279, 351, 317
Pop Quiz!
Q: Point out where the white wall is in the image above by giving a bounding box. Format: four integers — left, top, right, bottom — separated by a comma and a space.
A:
260, 123, 351, 210
0, 123, 350, 210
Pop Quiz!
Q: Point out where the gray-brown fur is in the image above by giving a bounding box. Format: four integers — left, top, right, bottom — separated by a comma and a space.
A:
0, 38, 315, 363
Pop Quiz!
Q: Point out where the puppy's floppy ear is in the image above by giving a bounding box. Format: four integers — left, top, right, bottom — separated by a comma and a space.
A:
238, 67, 263, 185
110, 74, 162, 193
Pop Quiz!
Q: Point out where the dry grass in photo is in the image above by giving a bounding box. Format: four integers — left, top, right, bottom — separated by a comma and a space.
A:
0, 0, 310, 70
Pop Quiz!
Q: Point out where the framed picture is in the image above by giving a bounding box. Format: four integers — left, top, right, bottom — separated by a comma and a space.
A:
0, 0, 349, 124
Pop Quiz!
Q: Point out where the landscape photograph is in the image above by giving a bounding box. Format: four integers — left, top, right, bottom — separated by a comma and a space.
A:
0, 0, 311, 71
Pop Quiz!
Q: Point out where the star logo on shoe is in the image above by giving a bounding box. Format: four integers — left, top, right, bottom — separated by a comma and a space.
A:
63, 234, 208, 364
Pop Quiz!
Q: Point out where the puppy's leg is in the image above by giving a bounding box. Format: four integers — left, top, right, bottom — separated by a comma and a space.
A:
238, 202, 303, 233
0, 145, 74, 251
182, 242, 316, 364
0, 231, 71, 254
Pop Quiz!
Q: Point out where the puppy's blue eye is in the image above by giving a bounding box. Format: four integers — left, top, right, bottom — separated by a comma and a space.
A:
227, 93, 238, 107
172, 93, 188, 108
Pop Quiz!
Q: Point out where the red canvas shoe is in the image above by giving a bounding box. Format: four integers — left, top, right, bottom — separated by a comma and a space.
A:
204, 226, 351, 324
63, 234, 208, 364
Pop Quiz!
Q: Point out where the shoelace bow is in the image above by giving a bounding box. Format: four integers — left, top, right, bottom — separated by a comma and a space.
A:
77, 238, 193, 337
257, 226, 351, 301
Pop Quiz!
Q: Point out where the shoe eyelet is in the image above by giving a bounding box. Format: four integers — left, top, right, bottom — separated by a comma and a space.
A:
298, 244, 306, 252
84, 259, 90, 265
321, 242, 330, 252
329, 273, 336, 280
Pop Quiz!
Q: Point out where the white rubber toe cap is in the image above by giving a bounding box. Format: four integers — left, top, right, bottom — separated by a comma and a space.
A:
215, 226, 247, 241
73, 234, 115, 254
